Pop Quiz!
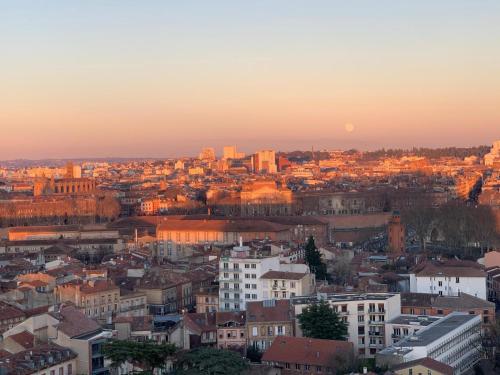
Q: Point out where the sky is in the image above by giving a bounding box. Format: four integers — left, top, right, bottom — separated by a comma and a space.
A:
1, 0, 499, 159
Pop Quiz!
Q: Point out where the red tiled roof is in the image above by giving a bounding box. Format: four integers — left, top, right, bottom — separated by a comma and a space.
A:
8, 330, 35, 349
184, 312, 216, 334
415, 262, 485, 277
262, 336, 352, 368
247, 300, 294, 323
157, 219, 290, 233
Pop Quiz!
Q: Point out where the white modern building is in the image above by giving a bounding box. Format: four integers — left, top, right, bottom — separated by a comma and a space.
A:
261, 269, 315, 300
219, 242, 280, 311
409, 262, 487, 300
377, 312, 482, 375
291, 293, 401, 358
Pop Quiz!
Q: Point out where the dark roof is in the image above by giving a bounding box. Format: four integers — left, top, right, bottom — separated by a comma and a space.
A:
215, 311, 246, 326
262, 336, 353, 367
392, 357, 453, 375
401, 292, 494, 310
8, 225, 81, 233
247, 300, 294, 323
0, 344, 77, 375
52, 305, 101, 338
260, 271, 308, 280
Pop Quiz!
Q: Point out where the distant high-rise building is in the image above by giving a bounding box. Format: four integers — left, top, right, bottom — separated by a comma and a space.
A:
253, 150, 277, 173
484, 140, 500, 167
223, 146, 245, 160
199, 147, 216, 161
64, 162, 82, 179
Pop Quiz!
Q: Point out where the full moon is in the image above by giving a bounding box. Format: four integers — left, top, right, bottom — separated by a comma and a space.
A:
345, 123, 355, 133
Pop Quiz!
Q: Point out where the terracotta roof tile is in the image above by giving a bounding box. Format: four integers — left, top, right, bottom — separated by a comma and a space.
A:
262, 336, 353, 368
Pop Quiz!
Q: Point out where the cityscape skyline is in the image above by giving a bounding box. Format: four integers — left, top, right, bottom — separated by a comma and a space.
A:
2, 0, 500, 159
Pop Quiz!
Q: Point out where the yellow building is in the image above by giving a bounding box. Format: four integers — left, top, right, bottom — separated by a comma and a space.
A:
392, 357, 453, 375
55, 279, 120, 321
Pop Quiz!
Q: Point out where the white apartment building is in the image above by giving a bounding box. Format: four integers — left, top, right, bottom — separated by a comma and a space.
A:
384, 314, 442, 346
291, 293, 401, 358
409, 263, 487, 300
261, 269, 315, 300
219, 243, 280, 311
377, 313, 482, 375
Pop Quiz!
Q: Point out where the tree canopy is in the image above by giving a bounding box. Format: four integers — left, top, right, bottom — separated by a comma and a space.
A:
298, 300, 348, 340
304, 236, 328, 280
102, 340, 176, 373
175, 347, 248, 375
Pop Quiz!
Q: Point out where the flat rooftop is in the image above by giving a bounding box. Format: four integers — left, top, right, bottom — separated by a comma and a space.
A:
291, 293, 397, 305
380, 313, 479, 353
388, 314, 441, 327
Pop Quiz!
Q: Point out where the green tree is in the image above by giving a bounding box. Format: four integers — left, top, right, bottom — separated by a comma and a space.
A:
175, 347, 248, 375
103, 340, 176, 374
245, 344, 262, 363
298, 300, 348, 340
304, 236, 327, 280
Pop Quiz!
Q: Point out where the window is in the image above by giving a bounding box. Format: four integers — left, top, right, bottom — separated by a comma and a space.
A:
456, 277, 460, 283
245, 264, 250, 269
358, 315, 364, 322
296, 364, 301, 370
252, 327, 258, 336
59, 368, 63, 375
251, 264, 256, 269
437, 309, 443, 315
438, 281, 442, 287
67, 366, 72, 375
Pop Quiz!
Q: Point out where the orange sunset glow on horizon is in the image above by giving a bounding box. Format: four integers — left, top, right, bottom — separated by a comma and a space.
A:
1, 0, 499, 159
